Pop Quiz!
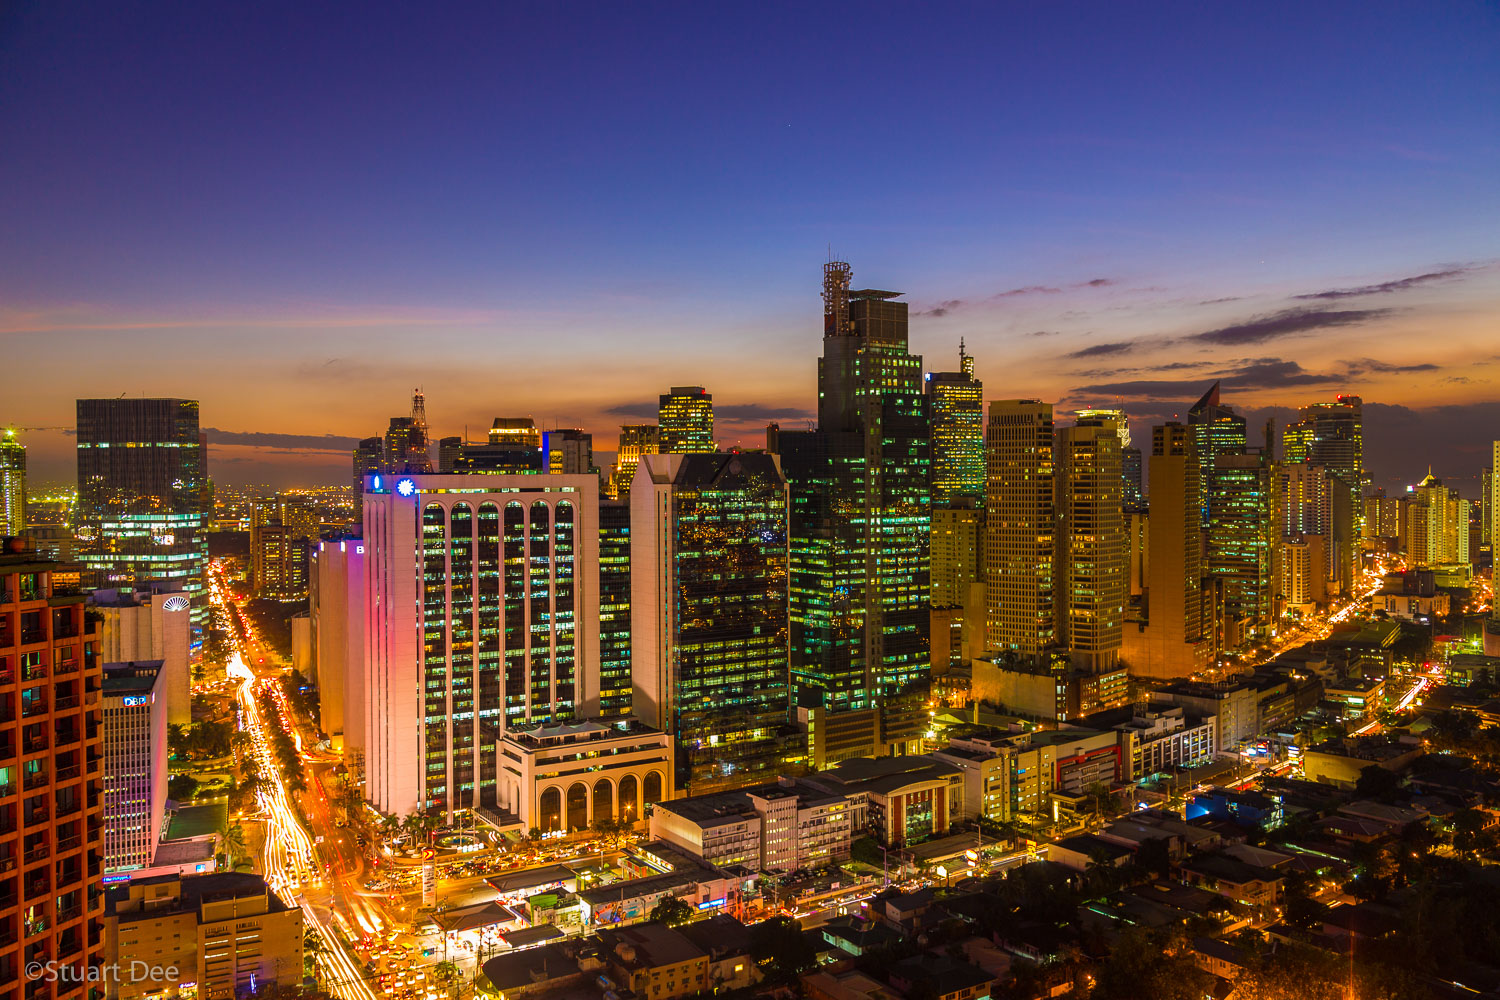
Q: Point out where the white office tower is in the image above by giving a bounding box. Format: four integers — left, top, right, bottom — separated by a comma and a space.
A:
94, 587, 192, 725
361, 474, 599, 820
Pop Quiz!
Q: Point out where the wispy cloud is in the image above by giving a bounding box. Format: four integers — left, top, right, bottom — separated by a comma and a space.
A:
1065, 341, 1136, 359
1292, 267, 1473, 301
1189, 307, 1392, 346
204, 428, 363, 452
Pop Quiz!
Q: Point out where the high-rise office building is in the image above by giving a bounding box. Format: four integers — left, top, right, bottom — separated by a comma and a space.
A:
779, 262, 930, 758
437, 435, 465, 474
361, 473, 599, 818
598, 500, 634, 719
1489, 442, 1500, 551
1208, 452, 1275, 643
94, 587, 192, 726
1124, 423, 1212, 678
658, 387, 715, 454
250, 498, 314, 601
1187, 382, 1247, 525
608, 424, 659, 500
310, 539, 365, 759
76, 398, 208, 624
985, 400, 1056, 655
452, 419, 545, 475
1285, 396, 1364, 580
930, 504, 985, 666
0, 539, 106, 991
1056, 420, 1126, 671
352, 436, 383, 526
1405, 471, 1469, 567
926, 342, 984, 505
101, 662, 168, 874
632, 453, 793, 794
0, 430, 24, 537
1122, 446, 1144, 512
544, 428, 595, 476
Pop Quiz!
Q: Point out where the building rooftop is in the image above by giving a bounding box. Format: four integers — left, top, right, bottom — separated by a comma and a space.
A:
576, 870, 696, 908
102, 661, 164, 695
105, 871, 291, 925
598, 920, 707, 971
150, 837, 216, 867
807, 756, 962, 796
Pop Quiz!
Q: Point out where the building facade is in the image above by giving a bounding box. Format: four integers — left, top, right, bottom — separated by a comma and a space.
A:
497, 721, 673, 833
362, 474, 600, 819
94, 587, 191, 726
985, 400, 1055, 655
631, 453, 793, 795
778, 263, 931, 758
609, 424, 659, 500
75, 398, 208, 625
658, 387, 714, 455
1056, 420, 1125, 671
101, 662, 167, 873
926, 343, 984, 505
103, 872, 303, 1000
598, 500, 634, 719
0, 539, 106, 997
0, 431, 23, 538
309, 539, 365, 757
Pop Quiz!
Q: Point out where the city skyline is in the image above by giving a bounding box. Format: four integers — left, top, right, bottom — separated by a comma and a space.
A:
2, 2, 1498, 489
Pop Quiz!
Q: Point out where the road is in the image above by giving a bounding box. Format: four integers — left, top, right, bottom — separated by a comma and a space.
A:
212, 569, 382, 1000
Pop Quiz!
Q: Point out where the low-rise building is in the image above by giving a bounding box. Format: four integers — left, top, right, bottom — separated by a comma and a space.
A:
1112, 707, 1217, 780
801, 756, 966, 846
497, 719, 674, 832
1446, 653, 1500, 688
1323, 674, 1385, 720
1303, 735, 1423, 789
648, 777, 851, 873
1178, 854, 1283, 908
102, 872, 303, 1000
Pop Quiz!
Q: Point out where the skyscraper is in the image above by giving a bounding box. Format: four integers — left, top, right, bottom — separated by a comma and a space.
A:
658, 387, 715, 454
1285, 396, 1363, 589
1187, 382, 1247, 525
1122, 446, 1144, 512
544, 428, 595, 476
102, 662, 168, 874
352, 436, 382, 525
779, 262, 930, 759
598, 499, 634, 719
76, 398, 208, 623
1406, 471, 1469, 567
1056, 419, 1126, 671
1208, 452, 1275, 643
608, 424, 659, 500
926, 342, 984, 505
1124, 423, 1212, 678
0, 539, 106, 988
984, 400, 1056, 655
361, 473, 600, 818
1489, 442, 1500, 552
0, 429, 24, 537
632, 453, 792, 795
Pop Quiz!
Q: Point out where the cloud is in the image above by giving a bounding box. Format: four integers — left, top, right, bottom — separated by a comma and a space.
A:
604, 401, 660, 418
1355, 358, 1439, 374
1084, 278, 1114, 288
1198, 296, 1242, 305
1292, 267, 1472, 301
1026, 330, 1061, 338
1072, 359, 1349, 398
204, 428, 363, 452
1189, 307, 1392, 346
1066, 341, 1136, 359
994, 284, 1062, 298
916, 299, 964, 318
716, 404, 813, 421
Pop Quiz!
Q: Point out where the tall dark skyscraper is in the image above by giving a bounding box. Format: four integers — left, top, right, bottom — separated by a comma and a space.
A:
632, 452, 793, 794
75, 398, 208, 622
1187, 381, 1247, 525
598, 499, 634, 719
780, 262, 930, 762
926, 342, 984, 505
352, 436, 383, 525
1285, 395, 1364, 593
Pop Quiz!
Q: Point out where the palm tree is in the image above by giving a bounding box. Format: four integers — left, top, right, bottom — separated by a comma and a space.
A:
303, 926, 325, 977
220, 819, 248, 870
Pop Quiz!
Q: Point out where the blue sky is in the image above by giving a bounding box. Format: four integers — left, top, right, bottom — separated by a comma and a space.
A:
2, 1, 1497, 488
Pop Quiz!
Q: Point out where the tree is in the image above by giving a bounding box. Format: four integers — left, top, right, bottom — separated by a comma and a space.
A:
168, 773, 200, 802
1451, 808, 1496, 858
749, 916, 817, 980
1355, 763, 1403, 801
432, 961, 461, 986
849, 836, 883, 868
591, 816, 619, 845
1089, 928, 1212, 1000
220, 819, 248, 869
650, 896, 695, 927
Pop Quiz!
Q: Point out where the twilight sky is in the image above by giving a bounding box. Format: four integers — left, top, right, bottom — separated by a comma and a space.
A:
2, 1, 1497, 493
